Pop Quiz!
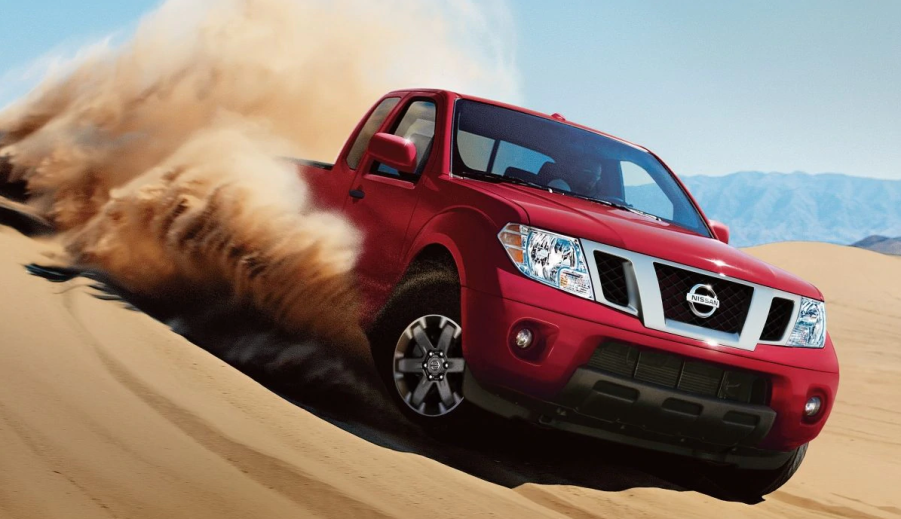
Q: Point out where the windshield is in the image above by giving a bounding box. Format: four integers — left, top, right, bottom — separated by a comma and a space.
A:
451, 100, 710, 237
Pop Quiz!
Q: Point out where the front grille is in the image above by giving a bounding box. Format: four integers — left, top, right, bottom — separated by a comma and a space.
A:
760, 297, 794, 341
587, 342, 769, 405
634, 350, 682, 387
588, 341, 638, 377
678, 362, 723, 395
654, 263, 753, 334
593, 251, 630, 307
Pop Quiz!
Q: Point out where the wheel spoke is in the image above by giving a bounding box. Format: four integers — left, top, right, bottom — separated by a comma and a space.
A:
396, 358, 425, 374
444, 358, 465, 373
409, 377, 434, 408
412, 326, 435, 353
436, 323, 457, 353
436, 379, 456, 408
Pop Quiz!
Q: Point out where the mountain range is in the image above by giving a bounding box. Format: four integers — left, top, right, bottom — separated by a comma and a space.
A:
679, 172, 901, 247
852, 235, 901, 256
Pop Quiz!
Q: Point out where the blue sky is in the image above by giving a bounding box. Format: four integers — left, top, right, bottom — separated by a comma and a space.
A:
1, 0, 899, 179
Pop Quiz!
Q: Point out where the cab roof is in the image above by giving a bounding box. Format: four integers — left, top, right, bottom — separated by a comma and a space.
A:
383, 88, 650, 153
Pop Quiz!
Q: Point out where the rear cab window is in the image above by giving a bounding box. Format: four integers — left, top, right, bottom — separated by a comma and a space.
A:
457, 131, 553, 176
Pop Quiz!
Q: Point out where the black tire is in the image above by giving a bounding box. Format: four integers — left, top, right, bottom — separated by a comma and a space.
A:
714, 443, 808, 500
367, 259, 481, 434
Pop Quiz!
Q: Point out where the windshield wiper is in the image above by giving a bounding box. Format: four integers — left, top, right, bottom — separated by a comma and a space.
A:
558, 191, 663, 221
458, 170, 551, 192
457, 170, 661, 221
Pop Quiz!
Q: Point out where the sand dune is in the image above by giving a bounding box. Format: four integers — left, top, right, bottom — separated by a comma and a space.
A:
0, 229, 898, 518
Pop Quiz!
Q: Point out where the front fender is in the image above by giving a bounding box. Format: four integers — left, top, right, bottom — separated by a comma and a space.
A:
404, 205, 522, 295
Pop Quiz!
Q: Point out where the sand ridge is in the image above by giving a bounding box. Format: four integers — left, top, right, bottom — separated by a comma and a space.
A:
0, 230, 899, 518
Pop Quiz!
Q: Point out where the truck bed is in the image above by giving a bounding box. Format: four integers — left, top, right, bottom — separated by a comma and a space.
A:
286, 158, 334, 171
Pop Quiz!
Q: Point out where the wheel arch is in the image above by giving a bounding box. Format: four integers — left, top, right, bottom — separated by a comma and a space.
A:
406, 243, 460, 278
403, 206, 514, 294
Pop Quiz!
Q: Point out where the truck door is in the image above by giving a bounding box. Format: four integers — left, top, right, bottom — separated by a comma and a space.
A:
300, 96, 401, 211
343, 95, 440, 323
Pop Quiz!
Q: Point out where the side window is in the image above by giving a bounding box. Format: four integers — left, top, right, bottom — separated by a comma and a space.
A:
372, 100, 436, 180
491, 141, 553, 176
346, 97, 401, 170
622, 161, 674, 219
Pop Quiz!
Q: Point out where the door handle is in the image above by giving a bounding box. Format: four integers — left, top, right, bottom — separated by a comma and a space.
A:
349, 189, 365, 200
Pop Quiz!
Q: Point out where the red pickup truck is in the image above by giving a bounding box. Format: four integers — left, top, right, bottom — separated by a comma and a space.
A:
297, 89, 839, 496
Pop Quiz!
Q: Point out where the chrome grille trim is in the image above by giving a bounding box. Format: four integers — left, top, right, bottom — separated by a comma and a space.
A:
581, 239, 802, 351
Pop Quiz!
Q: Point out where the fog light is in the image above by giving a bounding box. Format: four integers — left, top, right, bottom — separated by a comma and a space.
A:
804, 396, 822, 417
514, 328, 534, 349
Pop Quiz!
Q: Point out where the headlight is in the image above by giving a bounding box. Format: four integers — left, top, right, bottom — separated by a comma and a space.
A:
786, 297, 827, 348
498, 223, 594, 300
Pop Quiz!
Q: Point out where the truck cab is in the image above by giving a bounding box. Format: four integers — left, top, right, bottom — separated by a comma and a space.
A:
296, 89, 839, 498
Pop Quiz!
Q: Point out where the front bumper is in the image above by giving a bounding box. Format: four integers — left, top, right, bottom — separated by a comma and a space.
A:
463, 369, 792, 469
460, 284, 839, 466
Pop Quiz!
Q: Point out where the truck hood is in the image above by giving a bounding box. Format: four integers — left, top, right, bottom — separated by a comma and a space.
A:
485, 183, 823, 300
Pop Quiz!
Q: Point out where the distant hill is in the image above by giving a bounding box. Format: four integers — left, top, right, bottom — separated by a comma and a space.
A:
680, 172, 901, 247
852, 235, 901, 256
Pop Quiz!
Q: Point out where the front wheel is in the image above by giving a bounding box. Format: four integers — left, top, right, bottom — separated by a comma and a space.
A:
368, 264, 480, 431
392, 314, 466, 417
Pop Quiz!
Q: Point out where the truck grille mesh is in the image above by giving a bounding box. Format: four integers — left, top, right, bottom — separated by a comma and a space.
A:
587, 342, 769, 405
654, 263, 753, 334
593, 251, 630, 307
760, 297, 795, 341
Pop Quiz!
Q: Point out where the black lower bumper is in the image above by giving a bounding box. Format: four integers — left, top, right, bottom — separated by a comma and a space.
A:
463, 367, 793, 470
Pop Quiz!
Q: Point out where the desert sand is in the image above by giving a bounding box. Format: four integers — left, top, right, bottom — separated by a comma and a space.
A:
1, 226, 899, 518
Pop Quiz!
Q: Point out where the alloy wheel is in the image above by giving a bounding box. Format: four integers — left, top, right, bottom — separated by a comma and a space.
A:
392, 314, 465, 417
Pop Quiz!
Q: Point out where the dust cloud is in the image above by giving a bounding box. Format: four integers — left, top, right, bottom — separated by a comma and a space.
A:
0, 0, 519, 347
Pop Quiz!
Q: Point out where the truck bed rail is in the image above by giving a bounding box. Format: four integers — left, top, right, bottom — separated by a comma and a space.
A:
285, 157, 334, 171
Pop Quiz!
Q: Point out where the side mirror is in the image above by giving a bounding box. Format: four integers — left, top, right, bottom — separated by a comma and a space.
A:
367, 133, 417, 173
709, 220, 730, 245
